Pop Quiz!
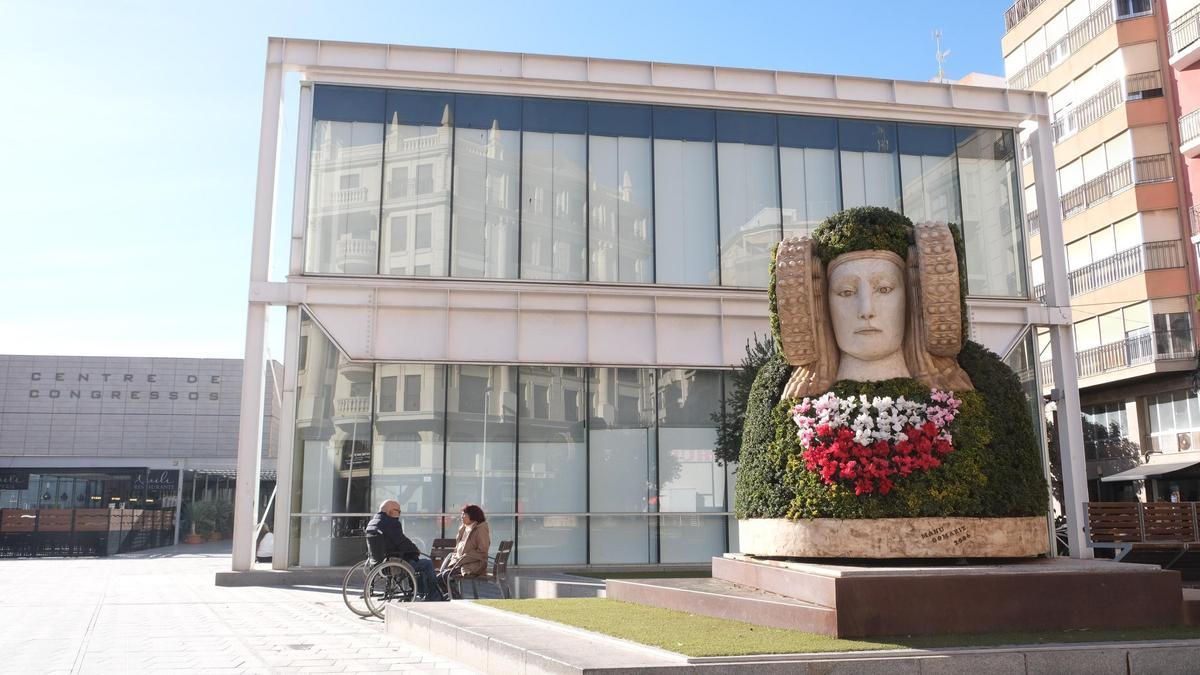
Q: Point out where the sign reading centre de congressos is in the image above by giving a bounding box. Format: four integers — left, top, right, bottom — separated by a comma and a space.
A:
28, 370, 223, 402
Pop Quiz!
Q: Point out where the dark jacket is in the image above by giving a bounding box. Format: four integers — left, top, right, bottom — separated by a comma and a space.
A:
365, 511, 420, 560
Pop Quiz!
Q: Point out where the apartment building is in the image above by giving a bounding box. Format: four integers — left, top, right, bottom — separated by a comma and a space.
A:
1004, 0, 1200, 501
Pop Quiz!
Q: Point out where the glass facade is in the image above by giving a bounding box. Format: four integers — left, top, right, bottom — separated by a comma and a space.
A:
304, 85, 1028, 296
291, 315, 736, 567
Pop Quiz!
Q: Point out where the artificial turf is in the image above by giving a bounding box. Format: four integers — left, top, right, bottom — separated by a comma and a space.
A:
477, 598, 1200, 658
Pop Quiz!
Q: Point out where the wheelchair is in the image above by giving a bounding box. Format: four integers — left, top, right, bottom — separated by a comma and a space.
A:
341, 530, 431, 619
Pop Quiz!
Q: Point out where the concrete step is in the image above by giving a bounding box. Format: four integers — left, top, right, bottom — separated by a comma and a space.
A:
605, 577, 837, 634
1182, 588, 1200, 626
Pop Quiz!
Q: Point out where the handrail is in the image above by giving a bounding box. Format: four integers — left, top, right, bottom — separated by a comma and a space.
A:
1066, 240, 1185, 296
1060, 154, 1173, 219
1052, 80, 1122, 143
1181, 108, 1200, 148
1005, 0, 1048, 32
1040, 329, 1195, 382
1170, 2, 1200, 55
1008, 3, 1113, 90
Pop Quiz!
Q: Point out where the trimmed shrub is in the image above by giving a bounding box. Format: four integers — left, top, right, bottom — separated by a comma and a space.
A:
811, 207, 912, 264
734, 341, 1047, 520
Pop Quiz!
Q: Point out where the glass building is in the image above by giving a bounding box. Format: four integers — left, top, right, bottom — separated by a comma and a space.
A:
231, 39, 1080, 570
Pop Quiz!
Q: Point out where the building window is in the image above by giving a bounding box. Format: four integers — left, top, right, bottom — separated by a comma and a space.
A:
779, 115, 839, 238
839, 118, 900, 212
416, 164, 433, 195
1147, 390, 1200, 453
340, 174, 361, 190
390, 216, 408, 254
521, 99, 587, 281
379, 376, 397, 413
451, 94, 521, 279
389, 167, 409, 198
1081, 402, 1129, 461
653, 107, 719, 285
716, 111, 780, 289
1115, 0, 1152, 19
415, 213, 432, 250
589, 103, 654, 284
403, 374, 421, 411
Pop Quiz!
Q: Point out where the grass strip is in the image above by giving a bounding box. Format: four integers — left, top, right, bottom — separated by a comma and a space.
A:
477, 598, 1200, 658
570, 570, 711, 580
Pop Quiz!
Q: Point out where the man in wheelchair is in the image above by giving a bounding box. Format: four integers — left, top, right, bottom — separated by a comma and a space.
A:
364, 499, 444, 601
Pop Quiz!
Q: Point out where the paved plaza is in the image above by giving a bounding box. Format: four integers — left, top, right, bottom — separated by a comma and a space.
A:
0, 543, 476, 675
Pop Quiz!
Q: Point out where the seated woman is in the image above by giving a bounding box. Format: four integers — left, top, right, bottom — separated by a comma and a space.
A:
437, 504, 491, 597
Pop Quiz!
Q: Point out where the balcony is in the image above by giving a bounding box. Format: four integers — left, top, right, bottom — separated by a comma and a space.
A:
334, 238, 378, 265
1032, 240, 1185, 302
1052, 81, 1122, 144
334, 396, 372, 419
1181, 108, 1200, 159
1040, 329, 1195, 383
1060, 154, 1173, 220
1005, 0, 1048, 32
1170, 3, 1200, 69
1008, 3, 1113, 90
1069, 240, 1186, 295
1026, 209, 1040, 236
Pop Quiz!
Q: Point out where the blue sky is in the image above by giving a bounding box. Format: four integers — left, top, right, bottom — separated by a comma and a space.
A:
0, 0, 1014, 359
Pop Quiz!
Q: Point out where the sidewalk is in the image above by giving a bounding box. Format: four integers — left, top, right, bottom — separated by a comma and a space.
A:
0, 543, 476, 674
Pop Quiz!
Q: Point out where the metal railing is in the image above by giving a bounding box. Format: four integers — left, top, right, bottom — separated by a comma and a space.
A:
1008, 3, 1113, 90
1170, 2, 1200, 55
1060, 154, 1173, 219
1053, 81, 1122, 143
1005, 0, 1047, 31
1067, 240, 1185, 295
1026, 209, 1040, 236
1181, 108, 1200, 148
1039, 329, 1194, 382
1033, 282, 1045, 301
1125, 70, 1163, 100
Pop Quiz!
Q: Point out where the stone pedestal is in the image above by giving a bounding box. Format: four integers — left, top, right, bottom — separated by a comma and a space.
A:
737, 516, 1049, 558
605, 554, 1187, 638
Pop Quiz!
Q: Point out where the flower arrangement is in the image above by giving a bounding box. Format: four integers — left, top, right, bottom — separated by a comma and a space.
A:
791, 389, 962, 496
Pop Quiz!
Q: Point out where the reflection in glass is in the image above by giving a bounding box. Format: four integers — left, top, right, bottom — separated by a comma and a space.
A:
372, 364, 446, 514
517, 366, 587, 564
521, 100, 587, 281
380, 91, 453, 276
451, 95, 521, 279
589, 103, 654, 283
657, 369, 725, 560
589, 368, 657, 563
898, 124, 961, 225
717, 111, 780, 288
292, 314, 375, 565
779, 116, 840, 238
305, 86, 384, 275
654, 108, 718, 285
839, 119, 900, 211
444, 365, 517, 516
957, 127, 1026, 297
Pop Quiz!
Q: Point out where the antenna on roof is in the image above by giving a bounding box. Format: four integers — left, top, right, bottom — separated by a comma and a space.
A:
933, 29, 951, 84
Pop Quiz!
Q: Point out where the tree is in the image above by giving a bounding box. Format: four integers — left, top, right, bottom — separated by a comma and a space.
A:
712, 334, 777, 465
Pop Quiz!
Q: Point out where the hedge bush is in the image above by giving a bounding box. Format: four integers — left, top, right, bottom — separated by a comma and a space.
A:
734, 341, 1047, 520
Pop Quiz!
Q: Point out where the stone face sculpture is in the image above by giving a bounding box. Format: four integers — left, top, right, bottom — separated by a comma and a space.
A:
775, 217, 973, 400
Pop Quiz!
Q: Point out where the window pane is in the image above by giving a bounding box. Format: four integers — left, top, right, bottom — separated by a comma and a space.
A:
589, 515, 658, 564
717, 111, 780, 288
380, 91, 452, 275
372, 365, 444, 515
306, 86, 384, 275
292, 314, 374, 565
654, 107, 718, 285
517, 366, 587, 564
898, 124, 961, 225
589, 368, 656, 513
445, 365, 517, 515
521, 99, 587, 281
657, 369, 724, 513
451, 94, 521, 279
956, 127, 1027, 297
839, 119, 899, 211
589, 103, 654, 283
659, 514, 726, 563
779, 115, 839, 238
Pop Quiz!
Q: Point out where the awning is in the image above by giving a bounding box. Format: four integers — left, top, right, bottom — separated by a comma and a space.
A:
1100, 454, 1200, 482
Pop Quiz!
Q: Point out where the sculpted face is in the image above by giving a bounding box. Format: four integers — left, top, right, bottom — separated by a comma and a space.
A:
828, 254, 906, 363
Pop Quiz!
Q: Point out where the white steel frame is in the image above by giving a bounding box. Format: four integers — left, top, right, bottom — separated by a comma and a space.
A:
233, 38, 1089, 571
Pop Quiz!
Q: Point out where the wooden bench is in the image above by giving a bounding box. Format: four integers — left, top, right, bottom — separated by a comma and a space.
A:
1086, 501, 1199, 569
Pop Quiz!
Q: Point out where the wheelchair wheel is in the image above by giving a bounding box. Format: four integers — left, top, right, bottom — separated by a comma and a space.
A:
341, 560, 372, 617
364, 559, 419, 619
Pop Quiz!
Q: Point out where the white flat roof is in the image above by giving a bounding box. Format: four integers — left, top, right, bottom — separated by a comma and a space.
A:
266, 37, 1048, 126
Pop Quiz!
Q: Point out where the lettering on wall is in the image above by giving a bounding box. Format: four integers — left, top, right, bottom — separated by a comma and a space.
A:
27, 371, 225, 403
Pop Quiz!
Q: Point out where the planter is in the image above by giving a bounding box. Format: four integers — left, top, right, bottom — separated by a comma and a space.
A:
184, 533, 205, 545
207, 532, 223, 542
737, 516, 1049, 558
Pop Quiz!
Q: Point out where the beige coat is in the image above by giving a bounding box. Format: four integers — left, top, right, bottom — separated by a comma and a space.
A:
449, 520, 491, 576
